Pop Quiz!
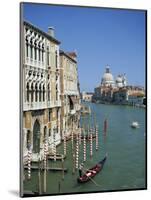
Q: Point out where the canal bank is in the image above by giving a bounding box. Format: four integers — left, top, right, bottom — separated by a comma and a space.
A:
24, 102, 146, 195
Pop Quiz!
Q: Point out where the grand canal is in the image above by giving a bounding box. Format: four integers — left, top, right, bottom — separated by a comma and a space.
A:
24, 102, 146, 195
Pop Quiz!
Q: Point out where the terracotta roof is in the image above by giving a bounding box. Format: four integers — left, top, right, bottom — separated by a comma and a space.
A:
59, 50, 77, 63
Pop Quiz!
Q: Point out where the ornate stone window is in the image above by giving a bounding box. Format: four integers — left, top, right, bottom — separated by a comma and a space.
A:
39, 84, 42, 102
35, 83, 38, 102
43, 85, 45, 101
26, 130, 31, 150
26, 82, 30, 102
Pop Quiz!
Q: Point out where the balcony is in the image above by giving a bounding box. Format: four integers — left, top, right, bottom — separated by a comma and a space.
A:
23, 100, 61, 111
25, 57, 45, 69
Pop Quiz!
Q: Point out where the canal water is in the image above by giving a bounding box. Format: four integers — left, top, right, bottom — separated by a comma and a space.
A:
24, 102, 146, 195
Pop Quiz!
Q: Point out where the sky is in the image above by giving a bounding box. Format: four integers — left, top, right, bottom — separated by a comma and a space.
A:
23, 3, 146, 92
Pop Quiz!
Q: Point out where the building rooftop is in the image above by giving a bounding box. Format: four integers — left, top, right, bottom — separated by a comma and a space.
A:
59, 50, 77, 63
24, 21, 61, 45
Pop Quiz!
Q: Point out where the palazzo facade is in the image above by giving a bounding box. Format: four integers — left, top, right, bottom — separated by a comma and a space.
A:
22, 21, 80, 161
60, 51, 81, 138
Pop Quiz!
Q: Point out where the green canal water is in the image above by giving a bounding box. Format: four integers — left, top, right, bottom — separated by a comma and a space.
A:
24, 102, 146, 195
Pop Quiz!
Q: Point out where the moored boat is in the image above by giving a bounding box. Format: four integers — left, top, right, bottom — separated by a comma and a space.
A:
77, 155, 107, 183
131, 121, 139, 128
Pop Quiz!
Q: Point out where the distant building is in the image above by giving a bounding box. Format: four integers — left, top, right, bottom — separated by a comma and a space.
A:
82, 91, 93, 102
93, 65, 145, 105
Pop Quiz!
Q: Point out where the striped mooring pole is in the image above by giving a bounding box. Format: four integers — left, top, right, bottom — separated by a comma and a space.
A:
75, 134, 79, 169
53, 132, 56, 161
90, 128, 93, 158
95, 125, 99, 151
63, 133, 67, 156
83, 133, 86, 162
27, 150, 32, 180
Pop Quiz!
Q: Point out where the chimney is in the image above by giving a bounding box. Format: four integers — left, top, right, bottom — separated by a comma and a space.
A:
48, 27, 55, 37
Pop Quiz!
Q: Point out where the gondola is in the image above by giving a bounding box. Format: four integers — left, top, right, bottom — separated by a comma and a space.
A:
77, 155, 107, 183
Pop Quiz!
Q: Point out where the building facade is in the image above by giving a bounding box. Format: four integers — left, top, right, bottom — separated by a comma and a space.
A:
81, 91, 93, 102
60, 51, 81, 138
23, 21, 62, 161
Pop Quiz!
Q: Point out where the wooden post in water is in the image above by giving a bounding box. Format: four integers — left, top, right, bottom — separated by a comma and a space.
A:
72, 152, 75, 174
79, 128, 81, 145
83, 133, 86, 162
90, 128, 93, 158
63, 133, 67, 156
61, 155, 64, 180
75, 134, 79, 170
38, 157, 42, 195
53, 132, 56, 161
71, 130, 74, 150
43, 140, 47, 193
27, 150, 31, 180
95, 125, 99, 151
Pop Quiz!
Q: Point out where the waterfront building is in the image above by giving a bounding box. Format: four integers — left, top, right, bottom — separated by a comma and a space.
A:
93, 65, 145, 105
82, 91, 93, 102
60, 50, 81, 138
23, 21, 62, 161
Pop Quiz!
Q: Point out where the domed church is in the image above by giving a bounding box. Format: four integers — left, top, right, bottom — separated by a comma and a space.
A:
101, 65, 115, 87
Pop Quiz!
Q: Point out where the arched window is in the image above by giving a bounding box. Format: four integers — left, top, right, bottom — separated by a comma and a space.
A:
47, 46, 49, 66
44, 126, 47, 142
26, 38, 28, 58
43, 85, 45, 101
39, 84, 42, 102
38, 44, 41, 61
34, 42, 37, 60
30, 39, 33, 59
56, 85, 58, 101
26, 82, 29, 102
48, 84, 50, 101
35, 83, 38, 102
31, 83, 34, 102
55, 50, 58, 68
26, 130, 31, 150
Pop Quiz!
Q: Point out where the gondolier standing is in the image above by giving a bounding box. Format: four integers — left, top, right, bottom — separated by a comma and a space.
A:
79, 163, 84, 177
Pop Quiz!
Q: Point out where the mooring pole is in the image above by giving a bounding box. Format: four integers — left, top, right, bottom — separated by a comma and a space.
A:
38, 157, 42, 195
27, 150, 32, 180
43, 139, 47, 193
75, 134, 79, 170
72, 152, 75, 174
83, 132, 86, 162
71, 130, 74, 150
90, 128, 93, 158
95, 124, 99, 151
53, 132, 56, 161
63, 133, 67, 156
61, 155, 64, 180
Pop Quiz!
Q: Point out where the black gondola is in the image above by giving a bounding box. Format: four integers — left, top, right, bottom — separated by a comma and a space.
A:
77, 155, 107, 183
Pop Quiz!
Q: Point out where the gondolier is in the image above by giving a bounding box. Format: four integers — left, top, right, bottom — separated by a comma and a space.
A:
79, 163, 84, 177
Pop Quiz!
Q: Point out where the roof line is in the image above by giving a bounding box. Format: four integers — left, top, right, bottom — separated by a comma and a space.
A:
23, 21, 61, 45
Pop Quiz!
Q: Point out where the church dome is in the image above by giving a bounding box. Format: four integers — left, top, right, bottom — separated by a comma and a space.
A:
102, 73, 114, 82
116, 76, 123, 83
101, 66, 114, 86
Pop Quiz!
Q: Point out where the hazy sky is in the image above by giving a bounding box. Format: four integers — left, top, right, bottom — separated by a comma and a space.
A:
23, 3, 146, 92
